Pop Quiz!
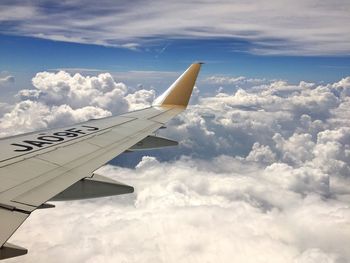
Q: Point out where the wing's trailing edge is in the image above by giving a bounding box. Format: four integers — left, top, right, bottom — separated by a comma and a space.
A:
0, 209, 28, 260
0, 62, 202, 260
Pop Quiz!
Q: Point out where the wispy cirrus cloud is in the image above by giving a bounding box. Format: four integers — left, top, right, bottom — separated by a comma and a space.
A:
0, 0, 350, 55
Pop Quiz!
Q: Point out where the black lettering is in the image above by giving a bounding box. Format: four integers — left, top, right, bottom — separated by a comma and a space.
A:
12, 143, 34, 152
23, 140, 52, 148
53, 131, 78, 137
66, 128, 86, 134
37, 136, 64, 142
82, 125, 99, 131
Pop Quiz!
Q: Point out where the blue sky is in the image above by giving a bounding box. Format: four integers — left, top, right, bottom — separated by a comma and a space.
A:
1, 2, 350, 262
1, 0, 350, 99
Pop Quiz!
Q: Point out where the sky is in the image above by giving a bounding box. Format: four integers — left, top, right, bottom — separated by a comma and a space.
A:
1, 0, 350, 99
0, 0, 350, 262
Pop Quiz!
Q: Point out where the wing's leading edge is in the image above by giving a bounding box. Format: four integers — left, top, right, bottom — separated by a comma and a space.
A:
0, 62, 202, 259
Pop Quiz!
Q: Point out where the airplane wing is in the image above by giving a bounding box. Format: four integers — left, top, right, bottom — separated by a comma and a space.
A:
0, 63, 202, 260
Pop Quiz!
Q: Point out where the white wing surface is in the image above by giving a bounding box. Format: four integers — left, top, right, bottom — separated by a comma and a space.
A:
0, 63, 202, 260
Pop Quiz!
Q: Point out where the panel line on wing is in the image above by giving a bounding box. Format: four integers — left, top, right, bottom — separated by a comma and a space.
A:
0, 118, 137, 164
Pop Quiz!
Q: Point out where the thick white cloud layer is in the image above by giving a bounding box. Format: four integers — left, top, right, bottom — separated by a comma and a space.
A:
0, 1, 350, 55
1, 72, 350, 262
9, 158, 350, 263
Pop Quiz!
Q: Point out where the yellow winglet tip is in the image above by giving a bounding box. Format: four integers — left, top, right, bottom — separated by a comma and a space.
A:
153, 63, 202, 108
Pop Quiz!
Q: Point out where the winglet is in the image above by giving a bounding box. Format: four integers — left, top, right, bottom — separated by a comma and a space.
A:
153, 63, 203, 108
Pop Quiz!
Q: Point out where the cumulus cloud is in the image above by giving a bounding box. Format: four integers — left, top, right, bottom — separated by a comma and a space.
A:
159, 77, 350, 199
0, 70, 155, 137
0, 101, 110, 136
0, 1, 350, 55
1, 71, 350, 262
162, 78, 348, 158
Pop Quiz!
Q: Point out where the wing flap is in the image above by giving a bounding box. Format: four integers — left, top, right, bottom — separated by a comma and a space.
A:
0, 208, 29, 247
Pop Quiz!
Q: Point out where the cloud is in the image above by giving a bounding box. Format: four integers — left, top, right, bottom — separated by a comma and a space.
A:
202, 75, 274, 94
0, 102, 13, 116
160, 78, 348, 160
1, 71, 350, 262
0, 70, 155, 137
29, 71, 129, 111
0, 1, 350, 55
204, 75, 271, 86
0, 100, 110, 137
47, 69, 180, 97
10, 157, 350, 263
0, 75, 15, 87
